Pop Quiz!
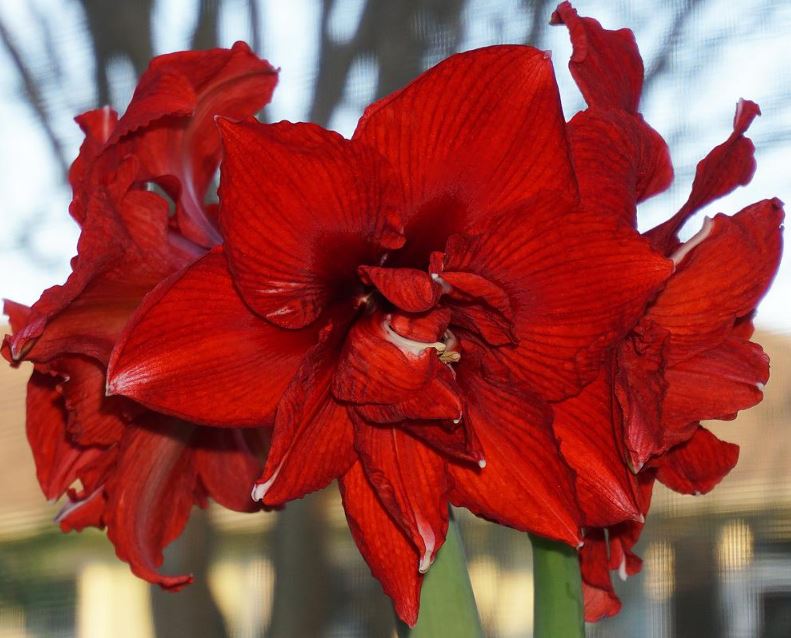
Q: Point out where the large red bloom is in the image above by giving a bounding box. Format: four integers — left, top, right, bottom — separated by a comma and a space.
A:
550, 2, 783, 620
108, 43, 672, 623
3, 42, 277, 587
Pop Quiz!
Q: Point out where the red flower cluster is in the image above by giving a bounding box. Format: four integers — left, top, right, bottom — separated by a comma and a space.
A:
4, 2, 782, 626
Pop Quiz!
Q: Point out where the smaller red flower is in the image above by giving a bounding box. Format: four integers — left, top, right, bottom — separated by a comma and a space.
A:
4, 42, 278, 587
550, 2, 783, 620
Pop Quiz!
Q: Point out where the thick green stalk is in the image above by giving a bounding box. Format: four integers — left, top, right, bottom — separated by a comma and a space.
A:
396, 511, 483, 638
530, 534, 586, 638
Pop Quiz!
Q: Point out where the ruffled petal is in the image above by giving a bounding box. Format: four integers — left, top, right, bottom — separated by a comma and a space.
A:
339, 462, 422, 626
105, 417, 198, 590
252, 333, 356, 506
654, 426, 739, 495
108, 248, 317, 426
615, 320, 672, 469
9, 183, 175, 366
646, 200, 784, 361
353, 423, 450, 573
449, 371, 581, 546
648, 100, 762, 253
550, 2, 643, 112
25, 370, 106, 500
354, 45, 577, 249
217, 119, 404, 328
553, 369, 642, 527
444, 193, 672, 400
51, 355, 128, 446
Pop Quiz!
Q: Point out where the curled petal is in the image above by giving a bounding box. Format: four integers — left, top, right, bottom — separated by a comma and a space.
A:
647, 200, 784, 361
332, 311, 461, 420
105, 418, 198, 590
358, 266, 440, 313
109, 248, 317, 426
654, 426, 739, 495
649, 100, 762, 253
111, 42, 279, 246
579, 531, 622, 622
551, 1, 643, 112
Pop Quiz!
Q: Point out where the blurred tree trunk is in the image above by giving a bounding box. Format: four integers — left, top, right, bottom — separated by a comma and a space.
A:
266, 493, 333, 638
150, 507, 229, 638
79, 0, 155, 105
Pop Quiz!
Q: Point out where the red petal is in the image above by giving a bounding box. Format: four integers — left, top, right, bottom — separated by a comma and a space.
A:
663, 337, 768, 429
646, 200, 784, 360
252, 334, 356, 506
439, 271, 517, 346
654, 426, 739, 495
444, 194, 672, 400
217, 119, 403, 328
25, 370, 106, 500
52, 356, 128, 446
648, 100, 762, 253
105, 417, 198, 590
332, 311, 462, 421
58, 488, 107, 532
615, 320, 673, 469
111, 42, 278, 246
358, 266, 440, 313
353, 424, 450, 573
568, 108, 672, 227
339, 462, 422, 626
108, 248, 317, 426
69, 107, 118, 224
194, 428, 267, 512
9, 185, 174, 366
449, 373, 581, 545
554, 369, 642, 527
551, 2, 644, 112
354, 46, 577, 244
579, 531, 622, 622
389, 307, 451, 343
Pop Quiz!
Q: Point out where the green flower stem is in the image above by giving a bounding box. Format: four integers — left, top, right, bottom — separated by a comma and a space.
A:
396, 511, 483, 638
530, 534, 586, 638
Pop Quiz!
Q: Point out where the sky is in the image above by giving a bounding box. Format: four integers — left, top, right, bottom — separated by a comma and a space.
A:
1, 0, 788, 332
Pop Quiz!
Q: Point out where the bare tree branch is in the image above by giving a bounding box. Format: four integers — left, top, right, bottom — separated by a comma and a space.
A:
0, 16, 68, 174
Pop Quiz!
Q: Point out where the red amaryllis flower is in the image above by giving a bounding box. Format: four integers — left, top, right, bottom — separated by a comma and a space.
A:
3, 42, 277, 587
549, 2, 783, 620
107, 42, 672, 623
